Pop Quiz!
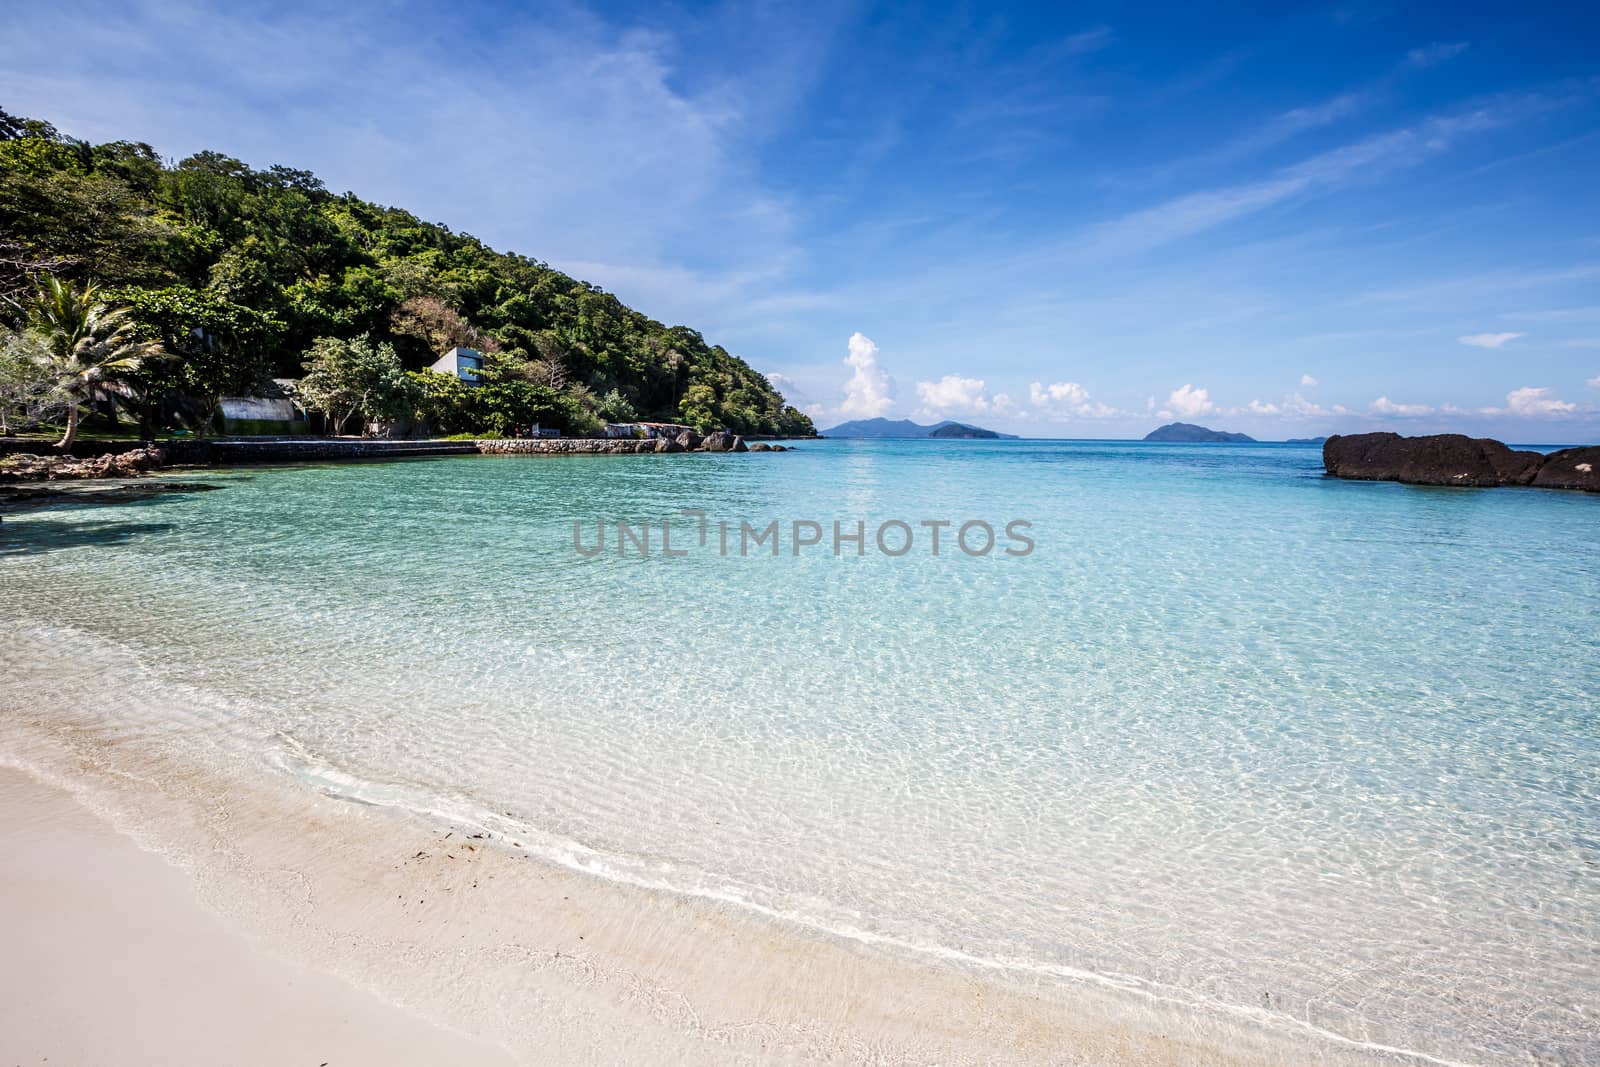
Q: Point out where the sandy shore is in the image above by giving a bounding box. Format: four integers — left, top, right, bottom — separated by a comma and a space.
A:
0, 707, 1405, 1067
0, 767, 517, 1066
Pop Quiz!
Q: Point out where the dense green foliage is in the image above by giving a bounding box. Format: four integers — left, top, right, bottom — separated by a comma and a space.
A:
0, 107, 813, 437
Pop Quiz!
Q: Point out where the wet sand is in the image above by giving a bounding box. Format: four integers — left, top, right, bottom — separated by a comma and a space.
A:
0, 714, 1400, 1067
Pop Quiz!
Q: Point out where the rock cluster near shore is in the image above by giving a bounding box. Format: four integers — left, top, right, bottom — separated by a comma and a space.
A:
476, 433, 784, 456
1324, 432, 1599, 492
0, 446, 168, 483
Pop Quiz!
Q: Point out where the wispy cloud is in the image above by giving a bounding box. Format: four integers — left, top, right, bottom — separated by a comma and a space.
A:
1301, 374, 1320, 386
1354, 264, 1600, 307
1371, 396, 1433, 416
1058, 26, 1114, 56
1406, 42, 1470, 69
1081, 88, 1570, 258
1459, 332, 1525, 348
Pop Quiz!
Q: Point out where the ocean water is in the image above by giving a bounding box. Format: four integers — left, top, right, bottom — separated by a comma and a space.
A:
2, 439, 1597, 1064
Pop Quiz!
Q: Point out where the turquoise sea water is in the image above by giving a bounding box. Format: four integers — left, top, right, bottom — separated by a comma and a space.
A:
2, 440, 1597, 1064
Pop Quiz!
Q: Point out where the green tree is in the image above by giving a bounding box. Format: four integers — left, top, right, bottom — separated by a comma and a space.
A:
115, 285, 281, 436
299, 335, 413, 435
0, 329, 66, 434
20, 277, 164, 448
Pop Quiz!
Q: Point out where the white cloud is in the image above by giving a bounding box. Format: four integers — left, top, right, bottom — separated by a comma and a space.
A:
1235, 392, 1332, 418
1283, 393, 1334, 417
1030, 381, 1089, 407
1588, 374, 1600, 388
1166, 384, 1215, 418
916, 375, 991, 413
837, 332, 895, 418
1300, 374, 1319, 387
1406, 42, 1469, 68
1459, 332, 1524, 349
991, 392, 1016, 415
1505, 386, 1576, 416
1371, 396, 1433, 416
1029, 381, 1117, 418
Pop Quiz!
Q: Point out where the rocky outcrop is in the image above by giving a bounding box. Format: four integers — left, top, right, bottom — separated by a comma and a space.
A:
1323, 433, 1595, 492
1531, 446, 1600, 492
475, 435, 761, 456
699, 431, 748, 452
0, 446, 168, 483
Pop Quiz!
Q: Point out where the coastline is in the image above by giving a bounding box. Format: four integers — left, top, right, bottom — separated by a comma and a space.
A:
1, 704, 1422, 1067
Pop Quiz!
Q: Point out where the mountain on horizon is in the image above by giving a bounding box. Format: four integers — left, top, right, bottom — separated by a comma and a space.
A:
823, 417, 1018, 439
1143, 422, 1257, 443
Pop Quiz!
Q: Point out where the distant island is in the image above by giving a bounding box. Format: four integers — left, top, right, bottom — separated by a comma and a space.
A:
823, 417, 1018, 439
1142, 422, 1256, 443
1286, 436, 1328, 445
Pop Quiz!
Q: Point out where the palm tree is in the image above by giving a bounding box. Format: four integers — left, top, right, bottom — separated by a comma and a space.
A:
22, 276, 164, 450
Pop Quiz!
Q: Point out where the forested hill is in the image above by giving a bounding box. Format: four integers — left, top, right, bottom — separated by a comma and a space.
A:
0, 108, 813, 437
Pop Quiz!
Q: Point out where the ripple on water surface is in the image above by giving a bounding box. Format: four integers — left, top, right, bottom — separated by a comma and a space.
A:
1, 440, 1597, 1065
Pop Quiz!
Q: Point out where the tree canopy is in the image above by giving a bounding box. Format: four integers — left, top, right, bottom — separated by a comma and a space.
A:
0, 106, 813, 437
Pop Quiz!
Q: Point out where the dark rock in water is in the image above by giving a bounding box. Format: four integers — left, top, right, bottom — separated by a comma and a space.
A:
675, 430, 702, 450
771, 444, 787, 452
1323, 432, 1591, 491
1324, 433, 1511, 487
1483, 442, 1544, 486
654, 437, 684, 453
700, 431, 736, 452
1143, 423, 1256, 443
731, 435, 748, 453
1532, 446, 1600, 492
749, 443, 772, 452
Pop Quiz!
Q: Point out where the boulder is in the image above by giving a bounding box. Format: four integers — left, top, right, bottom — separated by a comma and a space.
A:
654, 438, 684, 453
1532, 446, 1600, 492
731, 436, 748, 453
771, 445, 787, 452
675, 430, 702, 450
700, 431, 733, 452
749, 443, 772, 452
1482, 441, 1545, 486
1323, 433, 1538, 488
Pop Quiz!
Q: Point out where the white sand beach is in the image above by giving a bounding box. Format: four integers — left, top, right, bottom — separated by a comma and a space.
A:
0, 711, 1392, 1067
0, 768, 518, 1067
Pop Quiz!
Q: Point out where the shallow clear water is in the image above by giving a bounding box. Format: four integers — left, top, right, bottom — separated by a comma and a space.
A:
3, 440, 1597, 1064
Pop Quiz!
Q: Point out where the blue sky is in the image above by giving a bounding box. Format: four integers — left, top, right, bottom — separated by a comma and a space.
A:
5, 1, 1599, 439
